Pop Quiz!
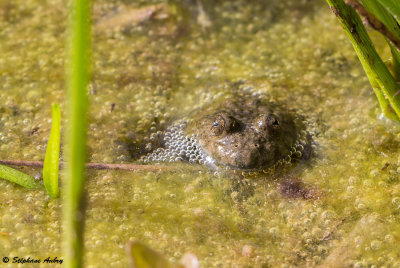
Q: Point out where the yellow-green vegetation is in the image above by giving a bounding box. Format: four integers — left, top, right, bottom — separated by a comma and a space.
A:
389, 40, 400, 80
63, 0, 91, 267
126, 241, 173, 268
1, 0, 400, 267
126, 241, 198, 268
325, 0, 400, 121
0, 164, 41, 189
376, 0, 400, 23
43, 103, 61, 198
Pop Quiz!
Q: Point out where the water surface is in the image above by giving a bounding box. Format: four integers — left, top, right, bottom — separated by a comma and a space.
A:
1, 0, 400, 267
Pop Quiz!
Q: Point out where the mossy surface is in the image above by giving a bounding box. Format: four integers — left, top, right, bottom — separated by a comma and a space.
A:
1, 0, 400, 267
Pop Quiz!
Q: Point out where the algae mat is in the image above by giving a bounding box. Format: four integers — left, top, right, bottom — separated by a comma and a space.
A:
1, 0, 400, 267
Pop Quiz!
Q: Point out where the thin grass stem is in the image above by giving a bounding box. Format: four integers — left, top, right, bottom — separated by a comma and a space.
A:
0, 160, 175, 172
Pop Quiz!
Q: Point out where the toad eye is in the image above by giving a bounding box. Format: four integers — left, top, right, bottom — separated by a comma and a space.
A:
255, 114, 280, 132
211, 114, 226, 136
267, 115, 280, 129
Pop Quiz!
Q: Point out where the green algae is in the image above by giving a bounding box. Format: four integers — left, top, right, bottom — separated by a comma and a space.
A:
1, 0, 400, 267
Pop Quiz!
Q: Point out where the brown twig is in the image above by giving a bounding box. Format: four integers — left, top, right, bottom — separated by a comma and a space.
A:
0, 160, 173, 172
345, 0, 400, 51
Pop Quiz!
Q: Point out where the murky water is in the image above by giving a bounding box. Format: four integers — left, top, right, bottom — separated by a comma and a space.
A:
1, 0, 400, 267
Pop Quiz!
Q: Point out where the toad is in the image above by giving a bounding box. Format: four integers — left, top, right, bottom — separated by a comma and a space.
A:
141, 93, 311, 174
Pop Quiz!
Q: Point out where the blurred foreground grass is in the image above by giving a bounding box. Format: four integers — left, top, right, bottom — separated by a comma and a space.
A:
63, 0, 91, 267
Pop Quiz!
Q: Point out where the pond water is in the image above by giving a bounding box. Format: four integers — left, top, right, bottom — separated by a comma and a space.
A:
1, 0, 400, 267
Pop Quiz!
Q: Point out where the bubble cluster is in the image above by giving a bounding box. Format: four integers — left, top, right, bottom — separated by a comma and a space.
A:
140, 121, 213, 166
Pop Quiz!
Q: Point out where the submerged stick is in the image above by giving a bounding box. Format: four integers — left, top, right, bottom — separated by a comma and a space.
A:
0, 160, 173, 171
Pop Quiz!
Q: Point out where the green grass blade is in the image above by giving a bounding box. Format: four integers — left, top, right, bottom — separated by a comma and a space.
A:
0, 164, 41, 189
361, 0, 400, 40
369, 75, 399, 120
376, 0, 400, 25
326, 0, 400, 121
63, 0, 91, 267
387, 40, 400, 81
126, 241, 173, 268
43, 103, 61, 198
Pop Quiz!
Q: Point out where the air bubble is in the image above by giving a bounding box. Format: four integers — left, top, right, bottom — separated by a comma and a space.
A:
293, 151, 302, 158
